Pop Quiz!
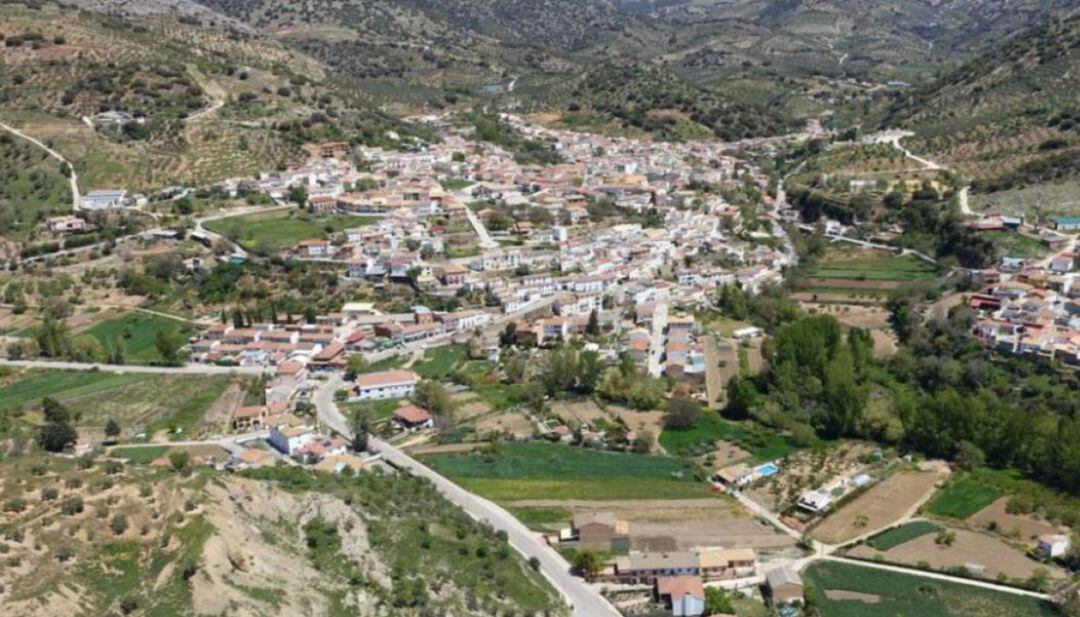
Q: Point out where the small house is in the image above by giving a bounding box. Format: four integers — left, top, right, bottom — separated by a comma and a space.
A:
1037, 534, 1071, 559
393, 404, 434, 431
765, 567, 804, 606
655, 576, 705, 617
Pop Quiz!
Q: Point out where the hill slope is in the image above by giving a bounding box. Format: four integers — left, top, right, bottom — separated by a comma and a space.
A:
885, 13, 1080, 193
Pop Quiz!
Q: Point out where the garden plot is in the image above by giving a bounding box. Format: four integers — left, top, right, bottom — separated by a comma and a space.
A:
451, 392, 492, 422
473, 410, 534, 438
745, 442, 876, 512
848, 527, 1068, 582
811, 469, 946, 545
804, 561, 1058, 617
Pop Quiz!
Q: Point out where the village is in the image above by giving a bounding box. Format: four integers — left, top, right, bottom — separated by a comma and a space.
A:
8, 113, 1080, 617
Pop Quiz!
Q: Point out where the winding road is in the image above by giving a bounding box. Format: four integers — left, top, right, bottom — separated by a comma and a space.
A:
312, 375, 621, 617
0, 119, 81, 211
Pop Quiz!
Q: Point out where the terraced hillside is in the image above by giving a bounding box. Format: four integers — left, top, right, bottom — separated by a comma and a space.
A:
0, 2, 419, 192
886, 14, 1080, 194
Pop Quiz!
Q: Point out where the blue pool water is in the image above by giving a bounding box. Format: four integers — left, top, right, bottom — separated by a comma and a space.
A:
754, 462, 779, 477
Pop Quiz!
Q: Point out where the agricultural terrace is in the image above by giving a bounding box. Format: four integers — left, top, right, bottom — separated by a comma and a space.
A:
926, 477, 1003, 519
420, 441, 711, 501
811, 469, 945, 545
203, 209, 378, 254
659, 412, 812, 464
803, 561, 1058, 617
865, 521, 940, 551
796, 249, 939, 297
0, 369, 235, 437
83, 311, 194, 364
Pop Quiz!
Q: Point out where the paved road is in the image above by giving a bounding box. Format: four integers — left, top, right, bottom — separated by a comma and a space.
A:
313, 376, 620, 617
0, 359, 269, 376
0, 119, 80, 211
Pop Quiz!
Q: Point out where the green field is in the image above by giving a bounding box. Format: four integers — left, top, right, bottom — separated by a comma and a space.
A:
866, 521, 941, 551
110, 445, 170, 464
422, 442, 709, 500
981, 231, 1050, 259
506, 506, 572, 528
0, 370, 232, 432
803, 561, 1057, 617
84, 312, 194, 364
413, 344, 468, 379
926, 477, 1002, 519
660, 413, 808, 463
203, 209, 378, 254
804, 253, 939, 282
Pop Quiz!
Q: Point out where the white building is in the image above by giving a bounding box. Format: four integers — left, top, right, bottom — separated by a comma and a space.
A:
81, 189, 128, 210
268, 425, 315, 455
1038, 534, 1071, 559
351, 369, 419, 401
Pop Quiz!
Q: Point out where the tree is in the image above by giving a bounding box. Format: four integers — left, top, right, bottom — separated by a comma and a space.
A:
954, 440, 986, 471
288, 185, 308, 206
345, 354, 369, 379
154, 329, 184, 366
169, 451, 190, 473
104, 418, 121, 442
111, 514, 128, 535
414, 380, 455, 419
37, 420, 77, 452
665, 396, 701, 429
571, 550, 602, 578
631, 431, 653, 453
704, 588, 734, 615
585, 309, 600, 336
351, 407, 370, 453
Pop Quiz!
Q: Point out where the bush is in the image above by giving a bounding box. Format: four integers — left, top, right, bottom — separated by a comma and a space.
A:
40, 487, 59, 501
3, 498, 27, 513
110, 514, 128, 535
60, 496, 84, 516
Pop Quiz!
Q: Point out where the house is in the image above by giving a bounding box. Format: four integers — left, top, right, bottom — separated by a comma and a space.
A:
393, 404, 434, 431
612, 551, 699, 584
81, 189, 127, 210
655, 576, 705, 617
797, 490, 832, 514
46, 215, 86, 233
571, 512, 630, 551
1051, 216, 1080, 232
352, 369, 419, 401
697, 547, 755, 579
715, 463, 754, 486
298, 239, 332, 258
765, 567, 804, 606
268, 425, 316, 455
297, 436, 349, 461
1037, 534, 1071, 559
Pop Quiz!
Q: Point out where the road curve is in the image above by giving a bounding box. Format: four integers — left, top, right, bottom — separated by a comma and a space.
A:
0, 119, 81, 211
313, 376, 620, 617
0, 358, 269, 376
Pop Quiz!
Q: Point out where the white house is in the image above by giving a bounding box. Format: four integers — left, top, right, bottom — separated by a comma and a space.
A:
268, 425, 316, 455
797, 490, 832, 514
1037, 534, 1071, 559
352, 369, 419, 401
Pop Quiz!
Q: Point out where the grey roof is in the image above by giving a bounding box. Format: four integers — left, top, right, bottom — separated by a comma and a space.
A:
766, 567, 802, 588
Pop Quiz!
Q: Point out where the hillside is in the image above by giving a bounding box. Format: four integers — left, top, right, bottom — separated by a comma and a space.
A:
885, 13, 1080, 196
0, 452, 563, 616
0, 1, 422, 194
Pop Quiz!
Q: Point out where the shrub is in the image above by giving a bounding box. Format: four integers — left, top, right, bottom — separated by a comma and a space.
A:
60, 496, 84, 516
110, 514, 128, 535
3, 498, 27, 513
40, 487, 59, 501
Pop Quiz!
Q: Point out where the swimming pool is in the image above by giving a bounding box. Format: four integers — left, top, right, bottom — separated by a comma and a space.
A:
754, 462, 780, 477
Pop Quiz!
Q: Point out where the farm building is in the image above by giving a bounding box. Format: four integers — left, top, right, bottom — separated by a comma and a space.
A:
570, 512, 630, 551
765, 567, 804, 606
655, 576, 705, 617
351, 369, 419, 401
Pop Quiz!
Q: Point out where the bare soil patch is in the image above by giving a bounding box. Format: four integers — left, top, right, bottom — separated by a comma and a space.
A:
824, 590, 881, 603
551, 400, 608, 424
869, 330, 898, 358
967, 497, 1060, 541
812, 470, 945, 545
474, 410, 533, 437
848, 527, 1068, 581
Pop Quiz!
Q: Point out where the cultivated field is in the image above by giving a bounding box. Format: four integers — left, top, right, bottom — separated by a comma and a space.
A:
203, 210, 378, 254
0, 369, 235, 437
421, 441, 709, 501
848, 527, 1068, 582
803, 561, 1058, 617
812, 470, 945, 545
926, 477, 1002, 519
796, 249, 939, 299
505, 498, 795, 551
82, 311, 194, 364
